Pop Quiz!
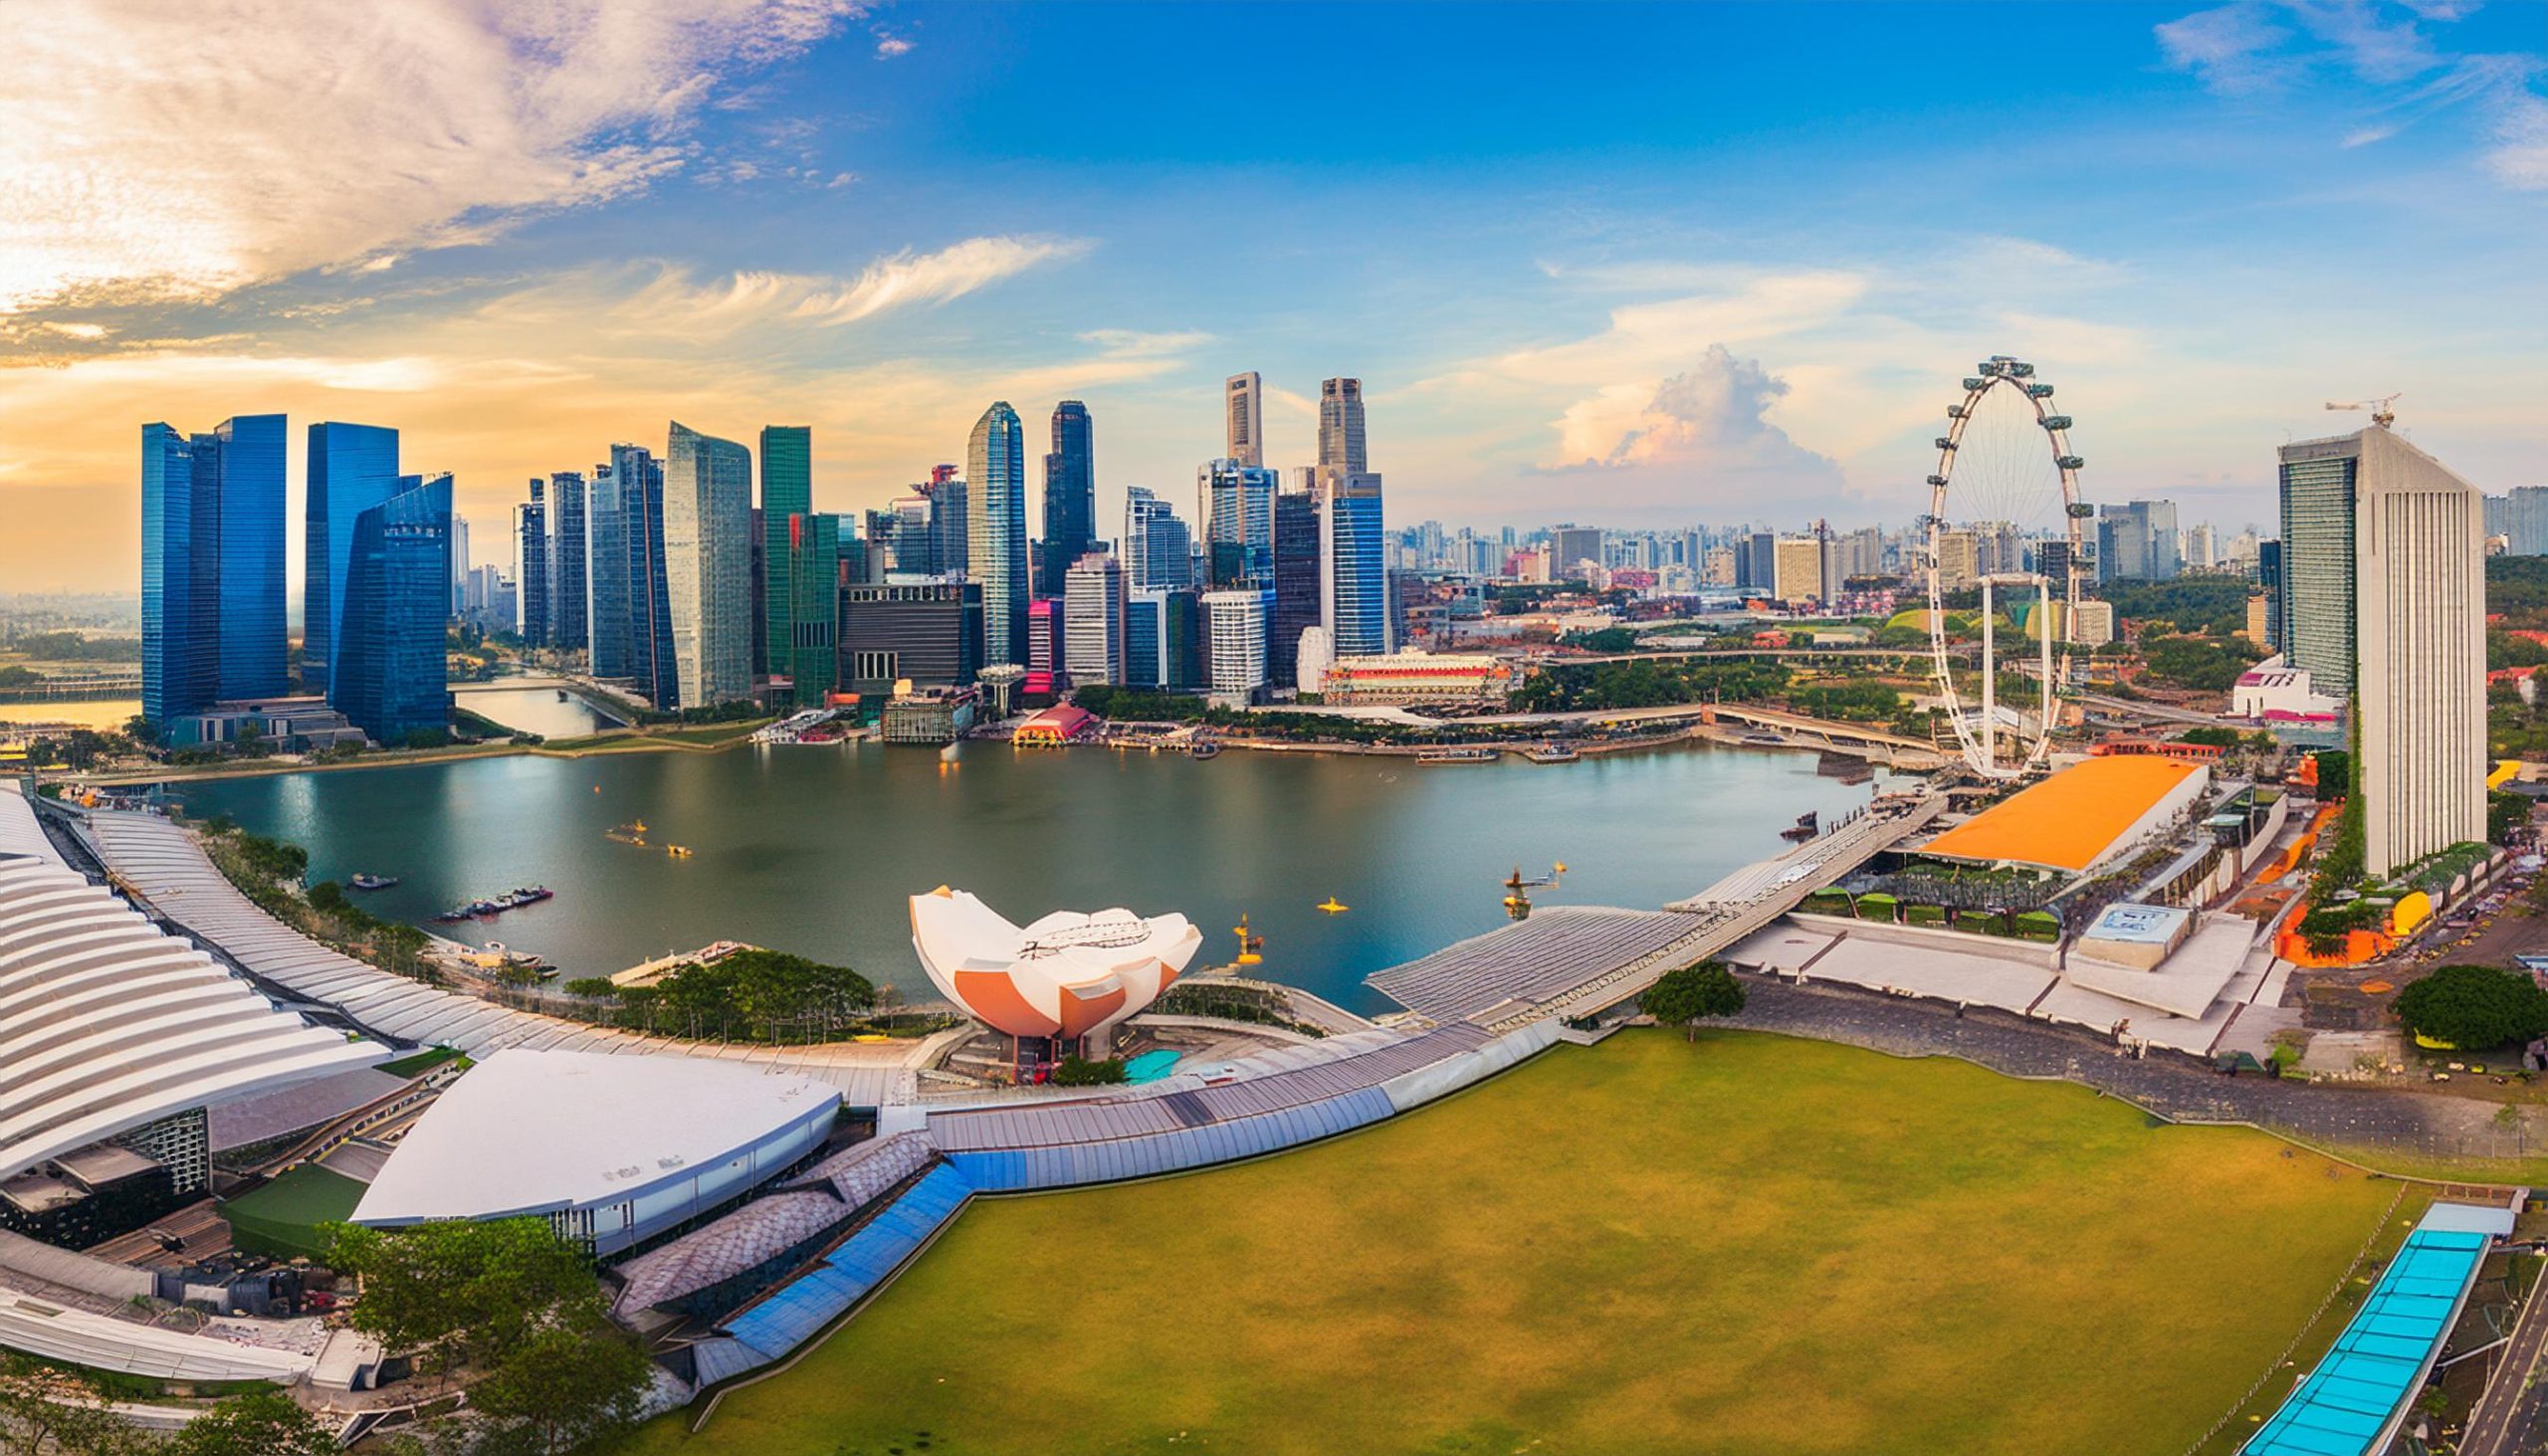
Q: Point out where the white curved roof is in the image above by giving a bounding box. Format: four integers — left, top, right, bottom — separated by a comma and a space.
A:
0, 1281, 314, 1383
350, 1050, 840, 1223
0, 782, 62, 866
909, 888, 1200, 1040
0, 855, 386, 1177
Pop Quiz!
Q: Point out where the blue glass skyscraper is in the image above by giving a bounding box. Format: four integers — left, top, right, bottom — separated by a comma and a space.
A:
967, 402, 1029, 667
1327, 491, 1390, 655
1040, 401, 1094, 596
140, 414, 286, 732
306, 422, 402, 694
333, 473, 453, 745
603, 443, 676, 707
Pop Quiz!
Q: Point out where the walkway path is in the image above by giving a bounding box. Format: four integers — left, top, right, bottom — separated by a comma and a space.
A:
1725, 978, 2541, 1161
2459, 1255, 2548, 1456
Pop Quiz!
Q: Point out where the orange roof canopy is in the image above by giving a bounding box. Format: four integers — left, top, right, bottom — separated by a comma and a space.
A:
1920, 756, 2202, 874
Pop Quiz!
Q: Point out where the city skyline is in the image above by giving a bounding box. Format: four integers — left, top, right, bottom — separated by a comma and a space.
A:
6, 0, 2546, 592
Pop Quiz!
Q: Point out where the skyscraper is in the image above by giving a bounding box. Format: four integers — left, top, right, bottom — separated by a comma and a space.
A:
332, 473, 452, 745
1063, 551, 1126, 688
2256, 538, 2284, 650
925, 463, 967, 577
1318, 377, 1366, 479
140, 425, 217, 728
1125, 587, 1168, 690
516, 479, 549, 646
663, 422, 754, 710
2505, 486, 2548, 556
586, 457, 633, 680
1225, 372, 1264, 468
549, 472, 587, 656
305, 421, 400, 695
1040, 401, 1095, 597
1198, 459, 1275, 584
784, 512, 841, 703
1271, 487, 1323, 687
837, 579, 983, 700
967, 402, 1030, 667
1203, 587, 1271, 698
1124, 486, 1193, 589
760, 425, 812, 679
141, 414, 288, 728
1327, 493, 1390, 654
2279, 427, 2487, 875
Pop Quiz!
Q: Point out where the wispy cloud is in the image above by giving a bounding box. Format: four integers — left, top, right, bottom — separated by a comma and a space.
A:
0, 0, 866, 314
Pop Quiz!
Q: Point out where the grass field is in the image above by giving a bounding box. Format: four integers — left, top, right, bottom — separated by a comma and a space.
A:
221, 1164, 364, 1260
622, 1031, 2402, 1456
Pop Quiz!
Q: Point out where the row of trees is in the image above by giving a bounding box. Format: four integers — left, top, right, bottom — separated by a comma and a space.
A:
1, 1362, 335, 1455
562, 947, 876, 1042
1512, 658, 1790, 714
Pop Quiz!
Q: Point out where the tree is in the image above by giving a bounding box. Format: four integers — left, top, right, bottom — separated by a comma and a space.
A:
1050, 1055, 1128, 1086
326, 1218, 598, 1376
463, 1320, 652, 1456
0, 1355, 142, 1455
2393, 965, 2548, 1051
1638, 961, 1747, 1041
164, 1388, 335, 1456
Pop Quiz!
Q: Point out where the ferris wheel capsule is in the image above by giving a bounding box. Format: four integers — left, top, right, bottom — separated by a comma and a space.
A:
2040, 415, 2073, 431
2026, 383, 2055, 399
1962, 376, 1988, 391
1934, 437, 1957, 451
2057, 455, 2085, 470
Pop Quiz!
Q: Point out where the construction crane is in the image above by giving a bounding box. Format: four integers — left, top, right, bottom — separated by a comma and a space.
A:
2324, 393, 2401, 430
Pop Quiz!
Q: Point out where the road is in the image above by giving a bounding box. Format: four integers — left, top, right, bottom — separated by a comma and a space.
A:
2457, 1253, 2548, 1456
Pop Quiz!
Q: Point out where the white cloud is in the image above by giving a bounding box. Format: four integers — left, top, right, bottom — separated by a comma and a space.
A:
532, 237, 1095, 339
0, 0, 866, 313
2156, 4, 2295, 93
875, 30, 916, 59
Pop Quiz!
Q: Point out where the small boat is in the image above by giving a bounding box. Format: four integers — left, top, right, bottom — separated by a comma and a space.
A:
348, 873, 398, 892
1232, 914, 1264, 966
1190, 739, 1221, 760
1740, 731, 1788, 746
1524, 741, 1581, 764
1415, 746, 1498, 763
665, 844, 693, 859
940, 742, 960, 763
1317, 898, 1350, 915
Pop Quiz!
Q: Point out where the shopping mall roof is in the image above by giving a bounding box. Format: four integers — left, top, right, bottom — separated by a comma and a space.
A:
1918, 755, 2209, 875
0, 851, 387, 1178
350, 1050, 840, 1225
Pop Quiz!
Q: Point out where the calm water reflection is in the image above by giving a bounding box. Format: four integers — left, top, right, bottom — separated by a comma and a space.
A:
178, 739, 1882, 1013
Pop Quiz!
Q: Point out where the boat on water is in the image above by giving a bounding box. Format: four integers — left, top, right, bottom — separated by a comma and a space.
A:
1316, 897, 1350, 915
1524, 741, 1581, 764
1739, 731, 1788, 747
605, 820, 649, 846
939, 742, 960, 763
1190, 739, 1221, 760
348, 873, 399, 892
1231, 914, 1264, 965
665, 844, 693, 859
1415, 745, 1499, 763
436, 885, 553, 922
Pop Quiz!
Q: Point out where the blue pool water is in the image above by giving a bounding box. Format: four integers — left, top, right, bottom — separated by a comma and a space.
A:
1124, 1050, 1182, 1083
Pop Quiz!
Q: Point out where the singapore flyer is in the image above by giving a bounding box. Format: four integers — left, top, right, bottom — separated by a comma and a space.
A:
1923, 355, 2091, 778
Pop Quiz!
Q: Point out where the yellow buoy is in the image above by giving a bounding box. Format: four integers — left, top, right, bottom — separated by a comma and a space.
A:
1317, 898, 1349, 915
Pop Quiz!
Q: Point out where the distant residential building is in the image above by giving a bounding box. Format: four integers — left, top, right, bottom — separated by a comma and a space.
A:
2243, 592, 2269, 648
1203, 587, 1271, 699
1063, 551, 1126, 688
1225, 372, 1264, 468
1039, 401, 1096, 597
549, 472, 587, 656
1743, 530, 1777, 592
2065, 598, 2115, 647
1271, 487, 1322, 688
1548, 526, 1603, 579
1124, 486, 1193, 589
2280, 427, 2486, 874
760, 425, 812, 681
968, 402, 1030, 666
1701, 546, 1737, 586
2256, 538, 2284, 650
305, 421, 400, 697
1773, 535, 1825, 603
1933, 529, 1978, 591
2505, 486, 2548, 556
662, 422, 753, 710
2096, 500, 2181, 583
837, 579, 982, 703
2185, 522, 2219, 572
141, 414, 288, 728
332, 472, 453, 745
515, 479, 549, 646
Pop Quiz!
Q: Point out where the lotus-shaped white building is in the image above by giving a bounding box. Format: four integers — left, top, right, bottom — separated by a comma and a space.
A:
909, 888, 1201, 1052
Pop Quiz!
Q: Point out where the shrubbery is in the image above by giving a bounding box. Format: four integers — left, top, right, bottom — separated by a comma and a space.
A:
2393, 965, 2548, 1051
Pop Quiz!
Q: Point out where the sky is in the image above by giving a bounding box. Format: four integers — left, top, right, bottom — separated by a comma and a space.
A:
2, 0, 2543, 593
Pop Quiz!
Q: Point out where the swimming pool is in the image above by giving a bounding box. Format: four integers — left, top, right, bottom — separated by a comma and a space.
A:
1124, 1050, 1182, 1083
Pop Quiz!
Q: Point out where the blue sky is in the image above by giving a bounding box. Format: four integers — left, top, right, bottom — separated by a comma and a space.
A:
2, 0, 2541, 590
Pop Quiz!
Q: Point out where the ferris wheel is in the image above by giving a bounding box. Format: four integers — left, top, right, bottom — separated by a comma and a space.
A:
1922, 355, 2091, 778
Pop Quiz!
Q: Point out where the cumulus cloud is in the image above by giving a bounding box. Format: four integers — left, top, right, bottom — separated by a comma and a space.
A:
1548, 345, 1844, 495
0, 0, 866, 313
2157, 4, 2296, 93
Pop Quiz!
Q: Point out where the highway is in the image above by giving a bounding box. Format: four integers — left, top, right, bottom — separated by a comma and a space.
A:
2457, 1252, 2548, 1456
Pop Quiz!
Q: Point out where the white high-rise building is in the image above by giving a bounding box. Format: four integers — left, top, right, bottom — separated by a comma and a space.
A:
1063, 551, 1125, 688
1203, 587, 1270, 698
662, 420, 753, 709
1224, 372, 1264, 469
2279, 426, 2487, 875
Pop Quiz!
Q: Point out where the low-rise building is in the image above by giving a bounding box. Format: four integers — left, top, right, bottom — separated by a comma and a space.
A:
1319, 651, 1516, 707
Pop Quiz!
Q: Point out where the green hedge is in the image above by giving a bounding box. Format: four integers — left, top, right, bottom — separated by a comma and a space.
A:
1905, 904, 1947, 929
1800, 890, 1854, 917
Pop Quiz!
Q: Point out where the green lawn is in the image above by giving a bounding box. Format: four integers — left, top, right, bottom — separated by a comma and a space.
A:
624, 1031, 2400, 1456
221, 1163, 365, 1260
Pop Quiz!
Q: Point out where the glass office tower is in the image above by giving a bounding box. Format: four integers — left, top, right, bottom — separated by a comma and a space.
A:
306, 422, 401, 694
760, 426, 812, 680
664, 422, 754, 710
1040, 401, 1095, 596
966, 402, 1029, 667
141, 415, 286, 730
333, 474, 453, 744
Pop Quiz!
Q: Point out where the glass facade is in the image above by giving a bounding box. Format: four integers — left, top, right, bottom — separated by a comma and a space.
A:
1040, 401, 1095, 596
1125, 589, 1165, 689
333, 474, 452, 745
211, 415, 287, 699
586, 462, 633, 679
2279, 449, 2359, 696
784, 512, 841, 702
1271, 489, 1322, 688
550, 472, 587, 654
664, 422, 754, 710
967, 402, 1029, 667
760, 426, 812, 681
305, 422, 401, 694
517, 479, 549, 646
141, 416, 286, 731
1328, 493, 1390, 656
1125, 486, 1192, 589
